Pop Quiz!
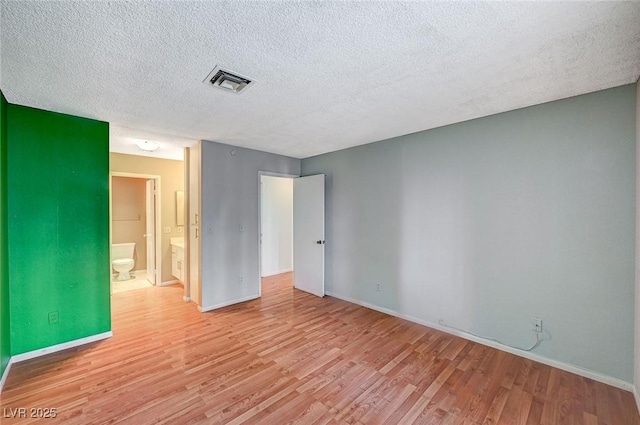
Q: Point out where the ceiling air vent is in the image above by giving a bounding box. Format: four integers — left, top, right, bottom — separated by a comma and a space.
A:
203, 66, 254, 94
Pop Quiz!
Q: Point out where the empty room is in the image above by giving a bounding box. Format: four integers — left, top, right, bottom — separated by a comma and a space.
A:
1, 1, 640, 424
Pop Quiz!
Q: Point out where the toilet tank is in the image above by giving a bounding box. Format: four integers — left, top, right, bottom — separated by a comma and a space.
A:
112, 243, 135, 260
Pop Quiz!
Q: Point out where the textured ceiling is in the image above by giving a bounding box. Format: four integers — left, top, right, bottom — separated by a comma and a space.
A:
109, 124, 197, 161
1, 1, 639, 159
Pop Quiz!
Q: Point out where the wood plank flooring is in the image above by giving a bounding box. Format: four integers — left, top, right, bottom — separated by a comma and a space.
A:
1, 272, 638, 424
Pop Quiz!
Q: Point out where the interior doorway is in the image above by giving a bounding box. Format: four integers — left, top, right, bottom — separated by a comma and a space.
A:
109, 172, 162, 293
259, 173, 326, 298
260, 175, 294, 281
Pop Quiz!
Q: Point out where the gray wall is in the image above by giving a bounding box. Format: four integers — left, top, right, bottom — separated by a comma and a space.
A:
635, 79, 640, 393
200, 141, 300, 309
302, 84, 636, 382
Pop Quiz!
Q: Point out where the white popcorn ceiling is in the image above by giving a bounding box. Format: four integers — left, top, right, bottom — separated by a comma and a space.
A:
1, 1, 639, 159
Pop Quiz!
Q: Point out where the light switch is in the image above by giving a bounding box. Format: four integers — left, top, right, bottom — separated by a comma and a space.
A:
163, 226, 171, 233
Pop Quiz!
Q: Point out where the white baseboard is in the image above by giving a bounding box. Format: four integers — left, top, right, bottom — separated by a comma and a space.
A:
199, 294, 259, 312
0, 357, 13, 393
11, 331, 113, 363
183, 296, 191, 302
325, 291, 633, 392
262, 268, 293, 278
634, 385, 640, 416
158, 279, 181, 287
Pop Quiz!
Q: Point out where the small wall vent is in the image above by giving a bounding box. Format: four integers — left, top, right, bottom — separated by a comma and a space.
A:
203, 66, 254, 94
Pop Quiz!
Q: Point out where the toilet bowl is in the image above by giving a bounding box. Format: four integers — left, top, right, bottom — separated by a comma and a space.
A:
112, 258, 135, 281
111, 243, 136, 281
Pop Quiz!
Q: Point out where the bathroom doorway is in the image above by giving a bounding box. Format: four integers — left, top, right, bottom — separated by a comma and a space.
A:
109, 172, 162, 293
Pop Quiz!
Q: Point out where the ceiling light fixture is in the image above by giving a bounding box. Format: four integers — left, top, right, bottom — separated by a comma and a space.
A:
135, 140, 160, 152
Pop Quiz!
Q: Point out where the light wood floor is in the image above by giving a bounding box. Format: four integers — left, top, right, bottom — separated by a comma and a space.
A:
1, 272, 638, 424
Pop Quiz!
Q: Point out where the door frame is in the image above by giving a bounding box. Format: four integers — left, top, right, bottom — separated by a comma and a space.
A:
109, 172, 162, 289
257, 171, 299, 297
144, 179, 157, 285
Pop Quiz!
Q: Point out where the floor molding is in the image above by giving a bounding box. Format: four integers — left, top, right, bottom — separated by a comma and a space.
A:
158, 279, 180, 287
325, 291, 633, 392
634, 385, 640, 416
198, 294, 259, 312
11, 332, 113, 363
262, 268, 293, 278
0, 357, 13, 393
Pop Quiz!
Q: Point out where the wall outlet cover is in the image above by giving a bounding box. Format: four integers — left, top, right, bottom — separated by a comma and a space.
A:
531, 317, 542, 333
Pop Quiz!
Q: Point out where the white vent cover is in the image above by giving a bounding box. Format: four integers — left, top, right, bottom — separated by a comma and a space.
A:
203, 66, 254, 94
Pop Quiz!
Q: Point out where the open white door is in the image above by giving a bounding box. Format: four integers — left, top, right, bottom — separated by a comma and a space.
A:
293, 174, 325, 297
145, 179, 156, 285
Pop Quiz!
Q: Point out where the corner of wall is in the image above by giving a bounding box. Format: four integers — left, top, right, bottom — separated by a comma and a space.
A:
0, 357, 12, 393
635, 386, 640, 418
634, 77, 640, 415
0, 90, 11, 393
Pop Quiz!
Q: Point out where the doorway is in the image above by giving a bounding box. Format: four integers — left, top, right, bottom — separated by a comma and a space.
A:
109, 172, 162, 293
260, 175, 294, 280
259, 173, 325, 298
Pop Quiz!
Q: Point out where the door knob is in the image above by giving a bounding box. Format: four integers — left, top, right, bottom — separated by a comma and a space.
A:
316, 240, 325, 244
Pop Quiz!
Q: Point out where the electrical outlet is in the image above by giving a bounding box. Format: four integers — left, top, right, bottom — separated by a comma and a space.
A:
531, 317, 542, 333
48, 311, 59, 325
376, 283, 381, 292
177, 227, 183, 233
239, 277, 244, 284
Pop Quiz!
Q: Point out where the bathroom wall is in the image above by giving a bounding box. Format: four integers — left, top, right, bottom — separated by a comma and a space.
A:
110, 153, 184, 283
111, 176, 147, 271
8, 104, 110, 355
0, 91, 10, 381
302, 84, 636, 384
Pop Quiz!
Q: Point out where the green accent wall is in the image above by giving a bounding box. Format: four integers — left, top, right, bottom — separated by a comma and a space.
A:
0, 91, 10, 377
7, 104, 110, 355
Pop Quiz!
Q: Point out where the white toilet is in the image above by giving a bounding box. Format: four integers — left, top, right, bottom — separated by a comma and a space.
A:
112, 243, 136, 281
